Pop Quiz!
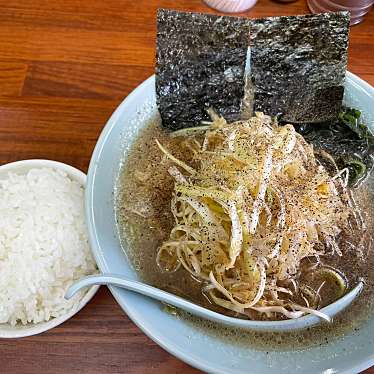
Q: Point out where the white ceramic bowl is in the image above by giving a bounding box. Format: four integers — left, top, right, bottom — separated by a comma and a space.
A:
87, 73, 374, 373
0, 159, 99, 338
203, 0, 258, 13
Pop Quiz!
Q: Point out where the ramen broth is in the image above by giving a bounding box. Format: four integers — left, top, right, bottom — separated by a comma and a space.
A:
115, 116, 374, 349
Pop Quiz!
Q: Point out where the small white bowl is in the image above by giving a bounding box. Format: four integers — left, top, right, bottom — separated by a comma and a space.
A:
0, 159, 99, 338
203, 0, 257, 13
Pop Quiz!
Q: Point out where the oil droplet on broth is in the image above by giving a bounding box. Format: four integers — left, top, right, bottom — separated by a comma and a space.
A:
115, 115, 374, 351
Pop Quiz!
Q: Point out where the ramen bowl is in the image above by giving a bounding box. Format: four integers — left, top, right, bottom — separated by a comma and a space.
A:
86, 72, 374, 373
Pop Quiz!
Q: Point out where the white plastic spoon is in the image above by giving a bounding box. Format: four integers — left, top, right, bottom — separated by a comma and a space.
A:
65, 274, 363, 331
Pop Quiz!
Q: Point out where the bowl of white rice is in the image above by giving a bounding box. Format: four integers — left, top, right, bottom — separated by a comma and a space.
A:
0, 159, 98, 338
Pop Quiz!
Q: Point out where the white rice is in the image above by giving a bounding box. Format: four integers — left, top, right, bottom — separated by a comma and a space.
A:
0, 168, 97, 325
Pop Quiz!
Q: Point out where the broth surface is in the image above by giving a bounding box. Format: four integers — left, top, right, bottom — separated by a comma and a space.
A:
115, 115, 374, 350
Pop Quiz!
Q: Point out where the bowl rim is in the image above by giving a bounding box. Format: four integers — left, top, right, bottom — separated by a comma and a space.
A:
86, 72, 374, 374
0, 159, 99, 339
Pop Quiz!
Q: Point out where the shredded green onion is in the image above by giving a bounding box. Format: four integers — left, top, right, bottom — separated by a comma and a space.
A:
156, 112, 361, 322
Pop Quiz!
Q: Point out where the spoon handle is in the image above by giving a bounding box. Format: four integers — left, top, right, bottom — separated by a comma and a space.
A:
65, 273, 363, 331
65, 273, 215, 319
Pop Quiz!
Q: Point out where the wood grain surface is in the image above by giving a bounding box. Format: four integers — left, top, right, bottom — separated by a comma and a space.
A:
0, 1, 373, 373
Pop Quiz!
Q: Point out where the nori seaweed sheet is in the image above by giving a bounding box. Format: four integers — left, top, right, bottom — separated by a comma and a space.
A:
250, 12, 350, 124
156, 9, 250, 130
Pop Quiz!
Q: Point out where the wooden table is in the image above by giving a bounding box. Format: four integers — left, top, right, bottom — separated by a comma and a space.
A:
0, 0, 373, 373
